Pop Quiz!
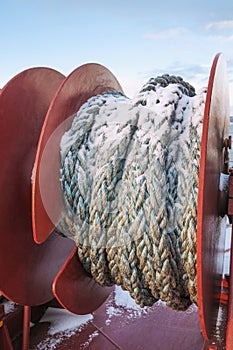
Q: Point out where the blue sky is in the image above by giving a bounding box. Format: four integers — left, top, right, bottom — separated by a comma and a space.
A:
1, 0, 233, 111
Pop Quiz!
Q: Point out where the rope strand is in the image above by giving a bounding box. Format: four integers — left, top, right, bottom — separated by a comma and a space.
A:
59, 76, 206, 310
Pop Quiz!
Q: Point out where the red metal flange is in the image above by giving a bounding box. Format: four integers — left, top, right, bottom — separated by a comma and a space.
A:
0, 68, 74, 306
32, 63, 123, 313
53, 248, 113, 314
226, 178, 233, 348
32, 63, 123, 243
197, 53, 230, 342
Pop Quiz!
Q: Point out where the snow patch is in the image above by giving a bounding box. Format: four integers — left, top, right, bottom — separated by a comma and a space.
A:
31, 163, 35, 183
104, 286, 197, 326
35, 335, 67, 350
80, 330, 99, 350
32, 307, 93, 350
3, 300, 15, 314
219, 173, 229, 192
114, 285, 146, 310
104, 285, 152, 326
39, 307, 93, 335
224, 223, 232, 275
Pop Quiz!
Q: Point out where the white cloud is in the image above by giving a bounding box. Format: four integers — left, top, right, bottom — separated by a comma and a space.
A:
147, 62, 210, 88
207, 35, 233, 42
143, 27, 187, 40
206, 20, 233, 30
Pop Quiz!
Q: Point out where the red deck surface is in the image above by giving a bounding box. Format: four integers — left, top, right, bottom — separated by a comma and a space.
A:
27, 291, 204, 350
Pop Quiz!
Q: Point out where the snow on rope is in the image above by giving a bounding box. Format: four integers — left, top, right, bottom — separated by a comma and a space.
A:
59, 75, 206, 311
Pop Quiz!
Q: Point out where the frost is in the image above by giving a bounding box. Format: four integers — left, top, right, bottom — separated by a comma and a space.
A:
3, 300, 15, 314
39, 307, 93, 335
80, 330, 99, 350
31, 307, 93, 350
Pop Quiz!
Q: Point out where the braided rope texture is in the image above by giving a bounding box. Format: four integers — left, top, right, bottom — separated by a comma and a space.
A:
59, 74, 206, 311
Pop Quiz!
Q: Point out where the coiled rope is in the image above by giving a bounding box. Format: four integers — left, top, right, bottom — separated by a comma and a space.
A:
59, 74, 206, 311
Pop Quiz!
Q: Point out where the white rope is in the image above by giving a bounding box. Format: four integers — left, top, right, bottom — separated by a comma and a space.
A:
59, 76, 206, 310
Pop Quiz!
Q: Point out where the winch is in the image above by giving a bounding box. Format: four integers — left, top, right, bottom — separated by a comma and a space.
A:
0, 53, 232, 350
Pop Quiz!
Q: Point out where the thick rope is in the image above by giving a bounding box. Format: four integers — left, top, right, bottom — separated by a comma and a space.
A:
59, 75, 206, 310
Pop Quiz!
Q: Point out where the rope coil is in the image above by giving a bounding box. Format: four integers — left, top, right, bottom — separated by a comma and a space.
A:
59, 75, 207, 310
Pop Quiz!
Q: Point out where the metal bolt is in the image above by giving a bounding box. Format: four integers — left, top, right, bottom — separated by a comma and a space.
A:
223, 136, 232, 149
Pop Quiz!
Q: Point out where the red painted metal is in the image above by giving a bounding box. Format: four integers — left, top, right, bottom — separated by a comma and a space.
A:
197, 53, 230, 340
228, 198, 233, 216
203, 339, 226, 350
2, 304, 24, 344
53, 247, 113, 314
0, 305, 14, 350
32, 63, 122, 314
0, 56, 229, 348
22, 306, 30, 350
229, 176, 233, 197
32, 63, 123, 244
28, 294, 204, 349
0, 323, 14, 350
0, 68, 74, 306
226, 224, 233, 348
228, 176, 233, 216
